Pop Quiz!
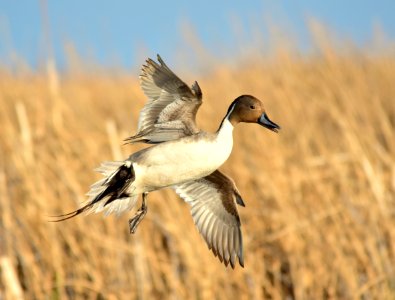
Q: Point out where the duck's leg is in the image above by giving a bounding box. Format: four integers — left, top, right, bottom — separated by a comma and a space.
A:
128, 192, 148, 234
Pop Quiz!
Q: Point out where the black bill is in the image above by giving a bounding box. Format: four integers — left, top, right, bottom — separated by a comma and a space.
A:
258, 113, 280, 132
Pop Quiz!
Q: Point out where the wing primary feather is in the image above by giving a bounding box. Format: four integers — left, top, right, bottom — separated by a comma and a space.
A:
217, 223, 225, 263
211, 219, 220, 257
200, 212, 213, 247
238, 227, 244, 267
205, 214, 216, 249
223, 226, 230, 264
228, 227, 235, 268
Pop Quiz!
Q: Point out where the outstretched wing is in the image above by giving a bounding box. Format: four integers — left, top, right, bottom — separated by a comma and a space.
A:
125, 54, 203, 144
174, 170, 245, 268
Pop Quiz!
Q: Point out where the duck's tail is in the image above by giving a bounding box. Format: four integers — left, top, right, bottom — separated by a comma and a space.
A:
50, 160, 138, 222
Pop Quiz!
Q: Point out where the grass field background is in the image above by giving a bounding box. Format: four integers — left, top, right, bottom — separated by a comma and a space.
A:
0, 27, 395, 299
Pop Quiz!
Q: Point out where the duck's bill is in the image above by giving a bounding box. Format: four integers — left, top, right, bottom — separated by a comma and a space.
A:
258, 113, 281, 132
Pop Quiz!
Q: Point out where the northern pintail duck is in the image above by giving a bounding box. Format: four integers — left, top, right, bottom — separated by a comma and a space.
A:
54, 55, 280, 268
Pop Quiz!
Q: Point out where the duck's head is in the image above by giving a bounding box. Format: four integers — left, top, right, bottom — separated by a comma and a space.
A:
227, 95, 280, 132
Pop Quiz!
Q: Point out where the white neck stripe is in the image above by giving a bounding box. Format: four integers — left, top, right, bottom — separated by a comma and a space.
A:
225, 102, 236, 120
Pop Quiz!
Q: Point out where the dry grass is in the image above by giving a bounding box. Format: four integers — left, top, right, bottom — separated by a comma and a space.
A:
0, 42, 395, 299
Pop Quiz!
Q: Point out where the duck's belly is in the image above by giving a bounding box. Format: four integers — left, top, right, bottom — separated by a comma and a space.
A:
133, 138, 232, 191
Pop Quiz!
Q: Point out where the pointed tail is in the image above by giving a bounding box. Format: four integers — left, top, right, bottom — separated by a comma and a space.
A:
50, 160, 138, 222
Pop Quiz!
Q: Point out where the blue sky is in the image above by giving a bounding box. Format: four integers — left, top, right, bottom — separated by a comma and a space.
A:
1, 0, 394, 69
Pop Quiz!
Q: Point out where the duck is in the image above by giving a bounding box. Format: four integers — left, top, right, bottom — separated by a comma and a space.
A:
53, 55, 280, 268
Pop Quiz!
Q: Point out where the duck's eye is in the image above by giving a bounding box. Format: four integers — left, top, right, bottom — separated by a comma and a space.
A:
250, 105, 256, 109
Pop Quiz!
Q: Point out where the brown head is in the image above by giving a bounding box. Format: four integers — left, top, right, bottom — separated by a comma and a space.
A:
226, 95, 280, 132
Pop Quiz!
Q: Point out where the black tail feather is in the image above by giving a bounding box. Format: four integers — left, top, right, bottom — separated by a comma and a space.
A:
98, 164, 134, 205
48, 202, 94, 222
49, 162, 135, 222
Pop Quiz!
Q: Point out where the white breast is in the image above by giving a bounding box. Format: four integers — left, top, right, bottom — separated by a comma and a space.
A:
133, 119, 234, 191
